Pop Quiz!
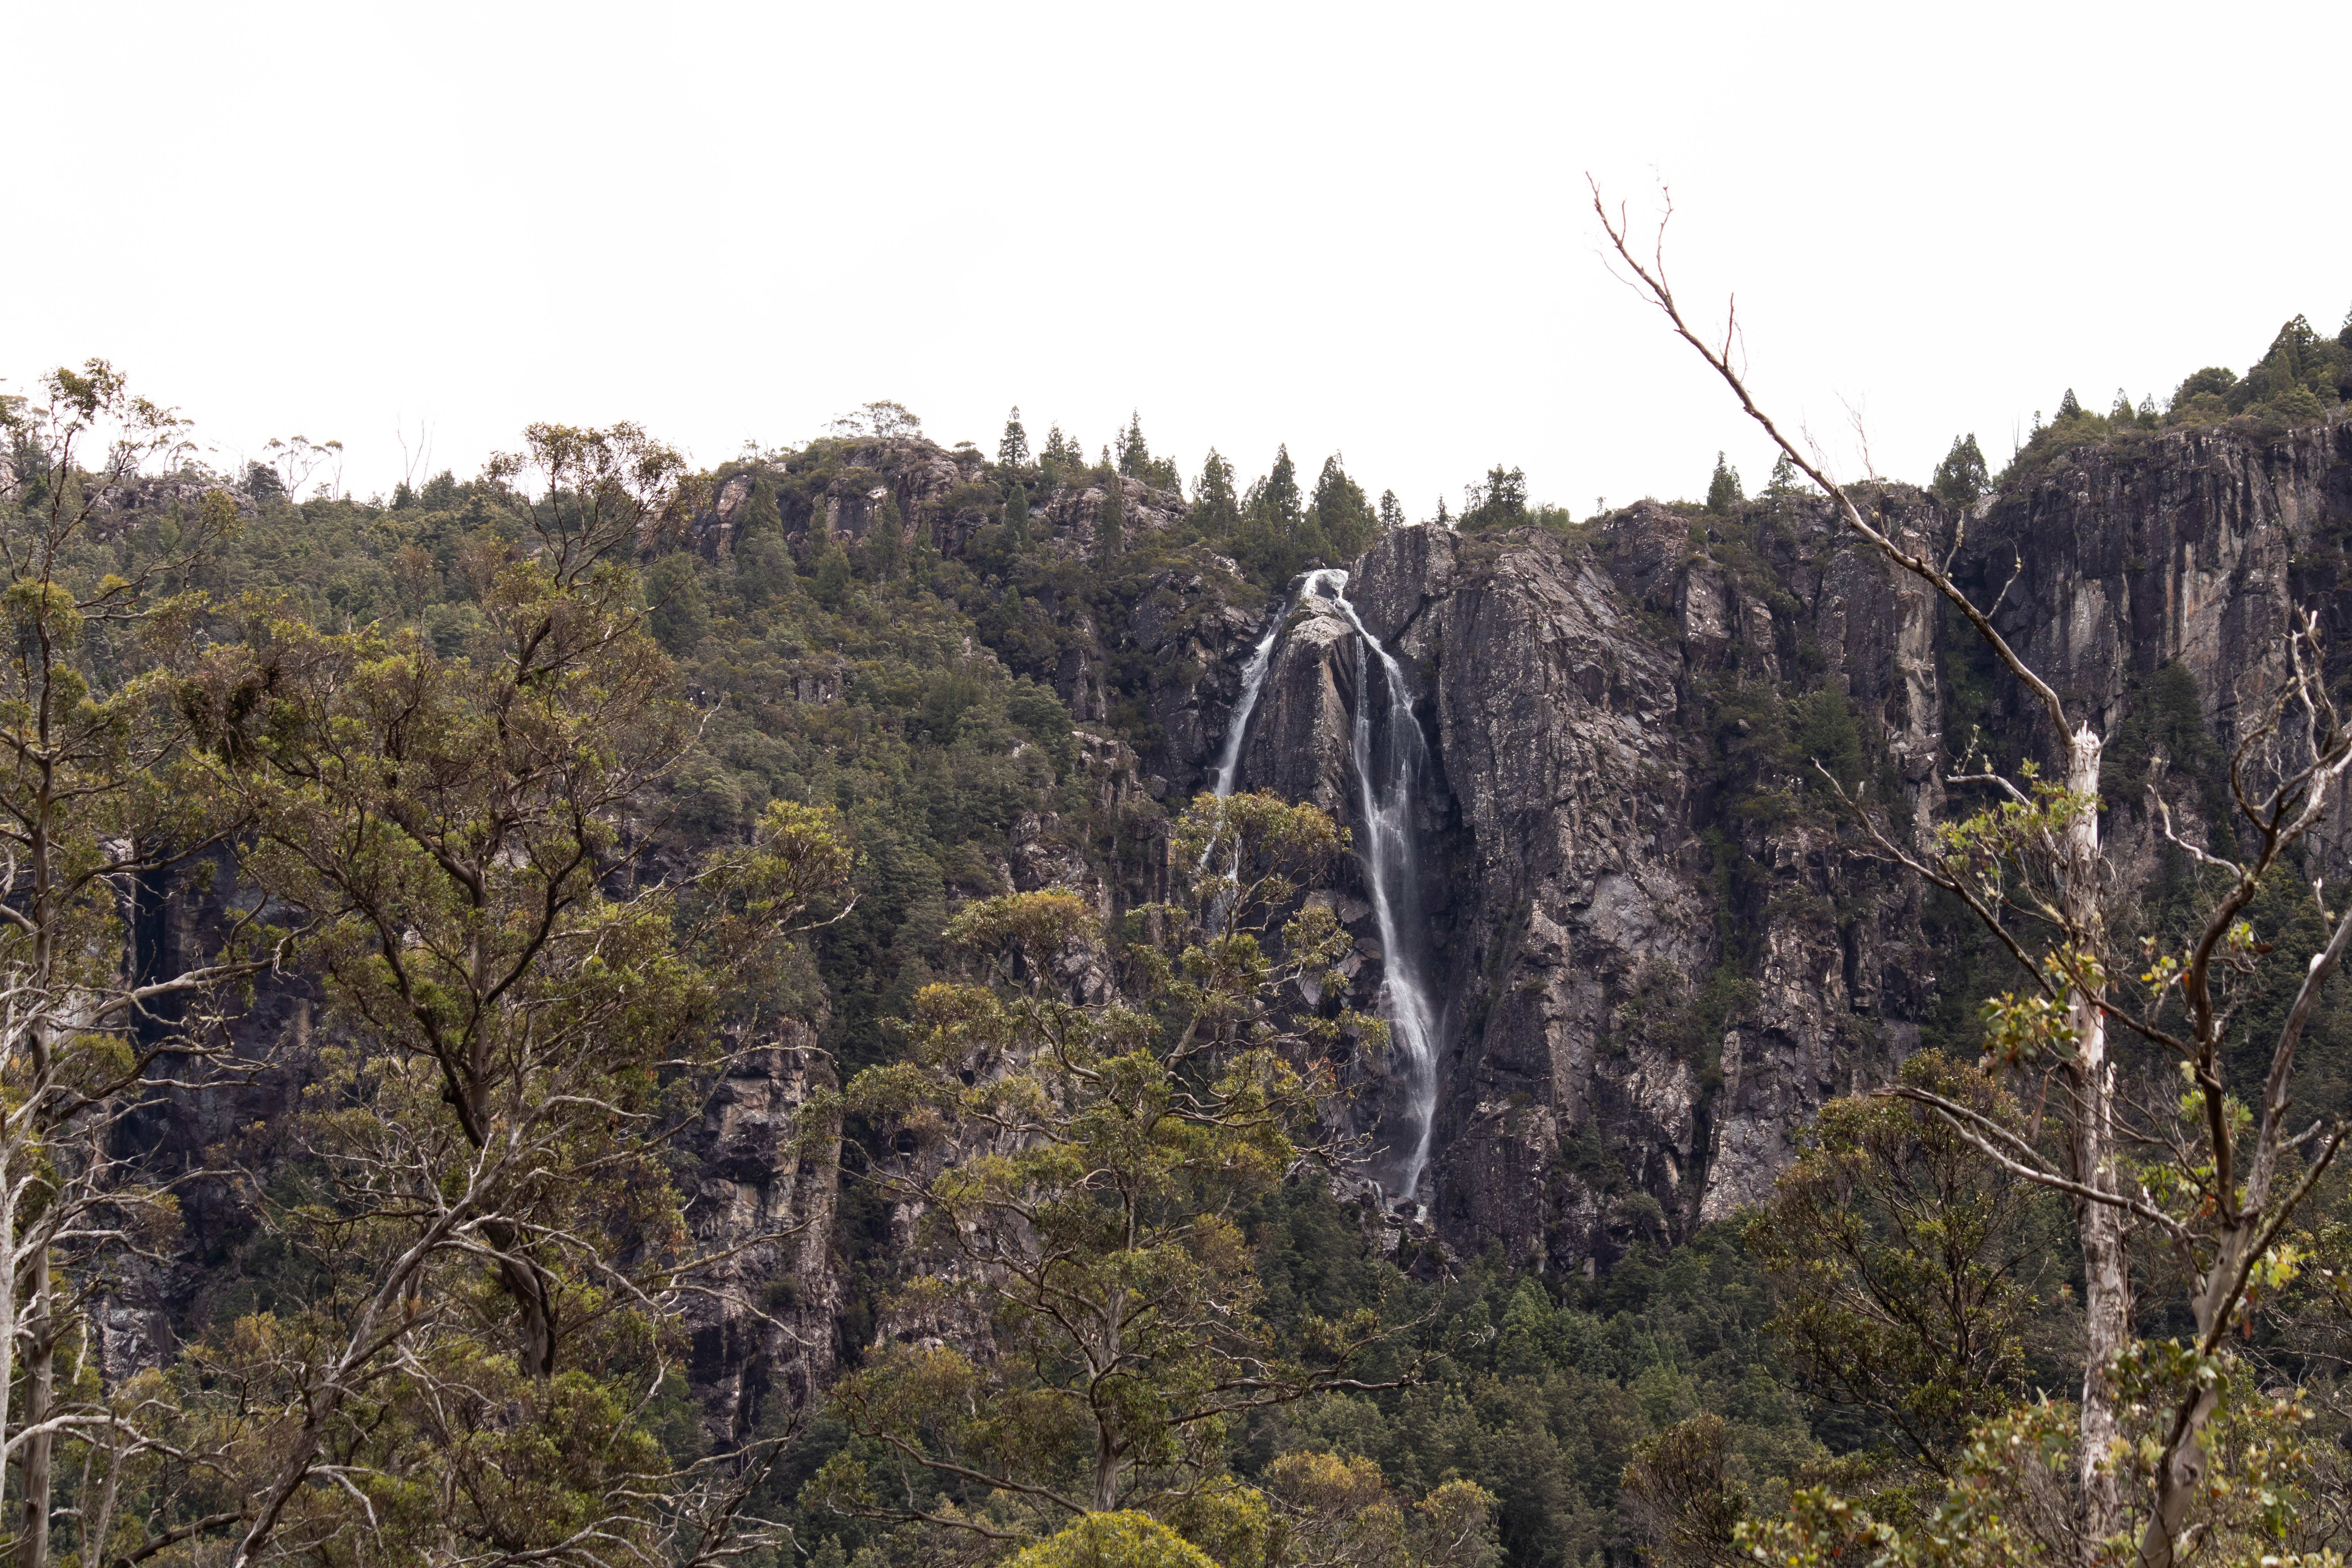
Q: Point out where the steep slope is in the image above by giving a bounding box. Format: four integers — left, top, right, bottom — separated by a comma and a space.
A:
1195, 416, 2352, 1272
92, 410, 2352, 1442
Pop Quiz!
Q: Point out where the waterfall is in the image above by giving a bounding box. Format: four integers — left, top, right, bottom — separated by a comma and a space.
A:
1208, 598, 1289, 799
1207, 568, 1443, 1207
1301, 569, 1442, 1206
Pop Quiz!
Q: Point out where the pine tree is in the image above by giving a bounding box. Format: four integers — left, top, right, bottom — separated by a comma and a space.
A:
1930, 434, 1989, 507
1462, 465, 1526, 531
998, 406, 1030, 468
1308, 454, 1376, 561
1190, 449, 1238, 543
1040, 423, 1075, 489
1764, 453, 1803, 497
1116, 410, 1150, 477
1263, 446, 1302, 541
861, 499, 905, 581
1705, 451, 1743, 515
1378, 489, 1405, 530
2056, 387, 2083, 420
1005, 480, 1030, 548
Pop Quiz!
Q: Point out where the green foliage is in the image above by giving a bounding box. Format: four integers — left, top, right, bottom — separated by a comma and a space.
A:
1116, 410, 1183, 493
1243, 1214, 1819, 1568
2099, 660, 2229, 828
1308, 454, 1381, 562
1705, 453, 1743, 516
1001, 406, 1032, 469
2001, 307, 2350, 488
1192, 450, 1241, 545
1006, 479, 1031, 546
1099, 473, 1127, 566
810, 537, 853, 604
1042, 422, 1083, 489
149, 423, 860, 1565
1208, 445, 1387, 584
1459, 466, 1527, 533
1737, 1377, 2347, 1567
1743, 1054, 2061, 1476
1232, 446, 1305, 583
1785, 689, 1864, 795
812, 793, 1388, 1526
646, 550, 709, 653
1008, 1512, 1218, 1568
1928, 435, 1987, 508
1621, 1414, 1748, 1568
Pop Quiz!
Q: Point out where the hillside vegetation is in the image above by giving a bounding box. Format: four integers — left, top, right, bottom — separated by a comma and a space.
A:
1, 301, 2350, 1568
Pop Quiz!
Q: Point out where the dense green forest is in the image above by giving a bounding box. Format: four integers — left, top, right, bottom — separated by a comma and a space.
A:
0, 304, 2348, 1568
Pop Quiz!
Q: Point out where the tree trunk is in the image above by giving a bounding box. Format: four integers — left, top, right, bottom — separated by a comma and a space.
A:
1093, 1289, 1124, 1512
19, 1249, 53, 1568
2063, 726, 2127, 1558
2139, 1387, 2215, 1568
484, 1220, 556, 1379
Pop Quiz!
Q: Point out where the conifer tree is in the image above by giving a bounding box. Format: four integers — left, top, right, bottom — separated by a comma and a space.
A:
1005, 479, 1030, 547
1379, 488, 1405, 530
1116, 409, 1150, 477
1263, 445, 1302, 539
1461, 465, 1526, 531
1308, 453, 1376, 561
1191, 449, 1239, 543
1041, 423, 1075, 488
1704, 451, 1742, 514
1929, 434, 1989, 507
998, 405, 1030, 468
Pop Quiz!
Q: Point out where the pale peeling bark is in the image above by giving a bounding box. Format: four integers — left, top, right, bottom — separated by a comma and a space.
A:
2062, 726, 2127, 1556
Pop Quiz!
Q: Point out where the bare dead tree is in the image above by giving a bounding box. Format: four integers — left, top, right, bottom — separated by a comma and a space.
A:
1594, 180, 2350, 1568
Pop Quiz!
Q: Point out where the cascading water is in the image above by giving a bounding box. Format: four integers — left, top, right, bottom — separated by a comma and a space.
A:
1300, 569, 1443, 1206
1207, 600, 1289, 799
1205, 569, 1443, 1207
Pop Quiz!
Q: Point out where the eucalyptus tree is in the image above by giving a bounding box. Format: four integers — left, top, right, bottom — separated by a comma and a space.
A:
158, 423, 855, 1568
0, 363, 273, 1568
810, 791, 1405, 1541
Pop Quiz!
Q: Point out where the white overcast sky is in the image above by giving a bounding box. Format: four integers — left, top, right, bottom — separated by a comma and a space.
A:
8, 1, 2348, 518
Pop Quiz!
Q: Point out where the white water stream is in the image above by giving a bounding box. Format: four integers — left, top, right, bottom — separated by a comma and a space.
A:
1207, 600, 1289, 799
1210, 570, 1443, 1205
1301, 570, 1443, 1203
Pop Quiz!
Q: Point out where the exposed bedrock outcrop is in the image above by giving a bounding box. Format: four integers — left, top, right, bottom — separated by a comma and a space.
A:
1205, 416, 2352, 1272
679, 1022, 843, 1449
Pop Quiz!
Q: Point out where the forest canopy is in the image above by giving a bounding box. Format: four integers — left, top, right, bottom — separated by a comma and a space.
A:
4, 314, 2352, 1568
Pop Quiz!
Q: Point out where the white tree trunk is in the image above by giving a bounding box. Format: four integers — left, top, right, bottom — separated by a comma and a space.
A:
19, 1247, 52, 1568
2063, 725, 2127, 1556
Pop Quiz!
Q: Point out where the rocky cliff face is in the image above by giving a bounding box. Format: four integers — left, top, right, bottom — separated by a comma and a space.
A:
680, 1022, 843, 1449
110, 412, 2352, 1430
1192, 416, 2352, 1274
